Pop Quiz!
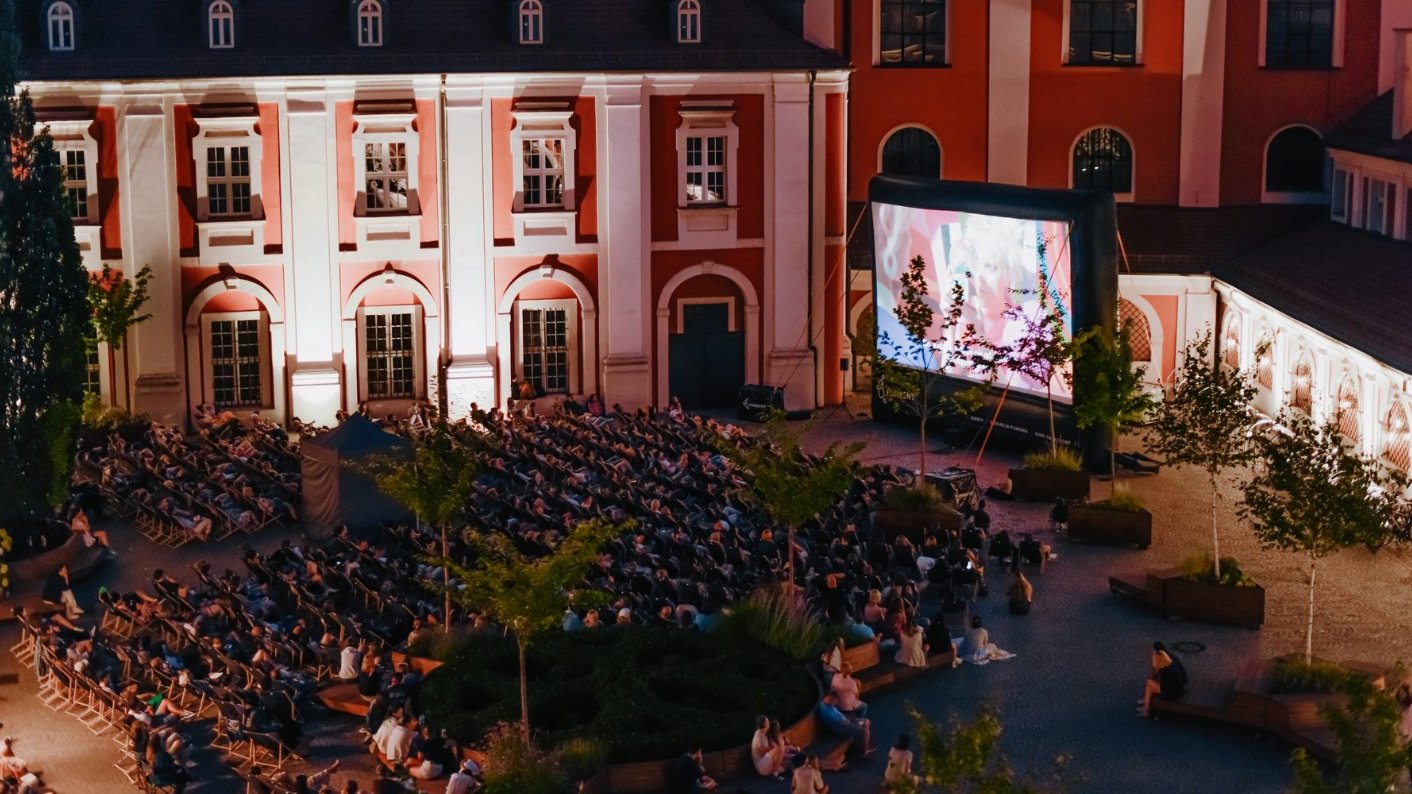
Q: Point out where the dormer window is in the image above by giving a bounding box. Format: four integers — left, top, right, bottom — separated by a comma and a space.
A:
518, 0, 543, 45
208, 1, 235, 49
677, 0, 701, 43
47, 2, 75, 52
358, 0, 383, 47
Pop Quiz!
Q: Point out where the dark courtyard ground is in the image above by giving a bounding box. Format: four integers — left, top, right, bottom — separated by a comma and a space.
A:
3, 406, 1410, 793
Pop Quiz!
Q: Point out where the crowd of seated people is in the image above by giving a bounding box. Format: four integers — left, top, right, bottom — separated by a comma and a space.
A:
73, 416, 300, 546
0, 731, 48, 794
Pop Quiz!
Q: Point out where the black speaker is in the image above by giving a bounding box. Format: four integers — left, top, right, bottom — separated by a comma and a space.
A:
736, 384, 785, 422
839, 357, 850, 372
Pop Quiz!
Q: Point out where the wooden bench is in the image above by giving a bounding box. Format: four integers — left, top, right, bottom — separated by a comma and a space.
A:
315, 682, 367, 717
856, 647, 958, 695
1149, 675, 1234, 722
1107, 568, 1169, 610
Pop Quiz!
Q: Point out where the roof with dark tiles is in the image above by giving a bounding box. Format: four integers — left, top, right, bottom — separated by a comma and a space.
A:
1212, 219, 1412, 375
17, 0, 845, 81
1113, 204, 1324, 275
1324, 92, 1412, 165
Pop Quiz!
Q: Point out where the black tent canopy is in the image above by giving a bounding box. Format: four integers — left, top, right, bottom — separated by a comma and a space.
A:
300, 414, 413, 537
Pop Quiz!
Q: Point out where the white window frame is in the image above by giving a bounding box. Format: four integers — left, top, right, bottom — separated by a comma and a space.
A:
352, 113, 420, 217
47, 2, 74, 52
1258, 0, 1345, 68
1329, 164, 1351, 222
873, 0, 950, 66
676, 103, 739, 209
193, 116, 263, 222
1061, 0, 1143, 66
510, 106, 575, 213
357, 0, 384, 47
208, 0, 234, 49
677, 0, 702, 44
516, 298, 579, 396
518, 0, 544, 45
357, 305, 423, 402
674, 297, 736, 334
46, 119, 99, 226
1068, 126, 1136, 203
1363, 177, 1392, 236
201, 311, 272, 409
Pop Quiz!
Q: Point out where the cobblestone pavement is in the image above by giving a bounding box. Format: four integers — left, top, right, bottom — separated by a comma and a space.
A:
3, 409, 1410, 793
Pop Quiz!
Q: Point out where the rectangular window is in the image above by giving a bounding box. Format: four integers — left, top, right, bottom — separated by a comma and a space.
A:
1069, 0, 1138, 65
879, 0, 946, 65
364, 141, 409, 213
1265, 0, 1334, 69
206, 145, 252, 218
1329, 167, 1349, 220
210, 318, 262, 407
84, 348, 101, 396
1365, 179, 1390, 236
684, 135, 727, 205
521, 307, 569, 394
53, 147, 88, 220
209, 13, 233, 48
520, 138, 565, 209
365, 311, 416, 399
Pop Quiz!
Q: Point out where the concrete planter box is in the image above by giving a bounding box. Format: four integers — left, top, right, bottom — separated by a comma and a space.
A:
874, 507, 960, 543
1068, 504, 1152, 549
1008, 467, 1090, 502
1163, 577, 1265, 628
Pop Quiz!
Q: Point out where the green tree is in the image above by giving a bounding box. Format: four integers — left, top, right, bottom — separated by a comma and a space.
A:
1070, 322, 1155, 498
990, 273, 1072, 457
1290, 666, 1412, 794
434, 518, 623, 747
723, 413, 860, 589
0, 0, 91, 521
875, 255, 985, 481
89, 263, 153, 350
1239, 413, 1410, 662
372, 420, 483, 632
1147, 330, 1259, 579
891, 704, 1068, 794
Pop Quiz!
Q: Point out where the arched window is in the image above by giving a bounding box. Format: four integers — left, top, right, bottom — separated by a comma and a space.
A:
1384, 403, 1410, 473
518, 0, 543, 44
1221, 318, 1241, 369
880, 127, 941, 179
208, 0, 234, 49
357, 0, 383, 46
47, 2, 75, 51
1118, 299, 1151, 363
1265, 127, 1323, 194
676, 0, 701, 43
1334, 375, 1359, 444
1289, 354, 1312, 412
1072, 127, 1133, 195
1255, 334, 1274, 389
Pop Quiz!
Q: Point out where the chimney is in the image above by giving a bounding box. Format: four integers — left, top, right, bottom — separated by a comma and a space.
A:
1396, 29, 1412, 140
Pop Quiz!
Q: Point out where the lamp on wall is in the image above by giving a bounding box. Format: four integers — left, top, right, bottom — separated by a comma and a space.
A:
382, 262, 396, 285
218, 263, 237, 290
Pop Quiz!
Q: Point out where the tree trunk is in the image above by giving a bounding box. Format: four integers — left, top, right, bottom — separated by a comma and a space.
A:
1305, 556, 1317, 664
1109, 429, 1119, 500
441, 523, 451, 633
914, 409, 926, 480
1210, 473, 1222, 580
518, 636, 531, 748
1047, 386, 1056, 457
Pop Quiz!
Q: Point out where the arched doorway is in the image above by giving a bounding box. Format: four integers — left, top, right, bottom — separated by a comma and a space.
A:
655, 263, 760, 409
341, 269, 441, 416
497, 264, 598, 405
184, 276, 287, 423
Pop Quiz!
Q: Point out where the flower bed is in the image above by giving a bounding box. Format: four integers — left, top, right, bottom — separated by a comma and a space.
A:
416, 626, 817, 764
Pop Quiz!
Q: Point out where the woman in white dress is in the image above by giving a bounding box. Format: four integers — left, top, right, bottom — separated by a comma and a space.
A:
894, 619, 929, 668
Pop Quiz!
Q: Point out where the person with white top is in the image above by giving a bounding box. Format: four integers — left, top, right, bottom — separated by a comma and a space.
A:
883, 733, 919, 791
444, 758, 482, 794
339, 640, 363, 681
750, 715, 786, 778
829, 663, 867, 717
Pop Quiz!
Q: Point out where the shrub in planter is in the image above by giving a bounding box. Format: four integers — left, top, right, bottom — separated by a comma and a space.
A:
1270, 658, 1351, 695
875, 484, 961, 539
1163, 551, 1265, 628
1010, 448, 1090, 502
1177, 552, 1257, 588
1068, 488, 1151, 548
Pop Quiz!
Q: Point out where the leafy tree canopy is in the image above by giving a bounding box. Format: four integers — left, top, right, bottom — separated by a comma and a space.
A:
89, 263, 153, 350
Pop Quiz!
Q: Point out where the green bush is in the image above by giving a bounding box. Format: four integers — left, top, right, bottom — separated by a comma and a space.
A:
479, 722, 569, 794
557, 736, 608, 782
1090, 487, 1146, 512
1022, 447, 1083, 472
714, 585, 827, 661
1177, 552, 1257, 587
409, 625, 480, 662
1271, 658, 1353, 695
417, 626, 816, 764
882, 484, 944, 512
